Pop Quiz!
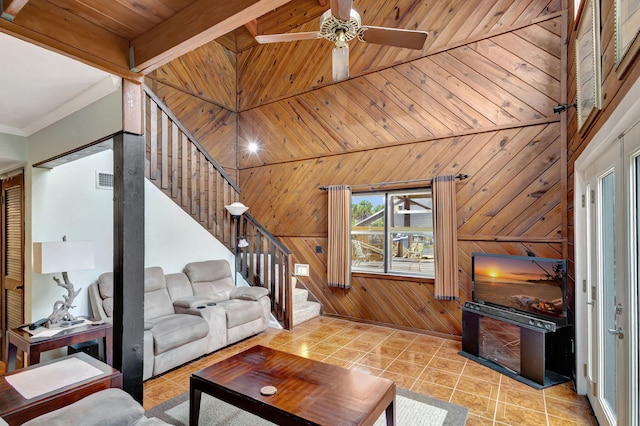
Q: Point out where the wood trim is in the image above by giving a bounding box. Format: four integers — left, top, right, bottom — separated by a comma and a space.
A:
353, 272, 434, 284
560, 11, 569, 259
31, 134, 117, 169
131, 0, 292, 73
239, 116, 560, 170
244, 20, 258, 38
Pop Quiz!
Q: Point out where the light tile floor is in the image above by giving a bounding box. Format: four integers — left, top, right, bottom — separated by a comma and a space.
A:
143, 316, 596, 425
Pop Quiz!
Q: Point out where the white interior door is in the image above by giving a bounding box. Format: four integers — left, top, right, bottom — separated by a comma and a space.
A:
583, 122, 640, 426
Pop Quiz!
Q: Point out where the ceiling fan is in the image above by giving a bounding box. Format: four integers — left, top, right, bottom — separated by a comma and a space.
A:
254, 0, 428, 82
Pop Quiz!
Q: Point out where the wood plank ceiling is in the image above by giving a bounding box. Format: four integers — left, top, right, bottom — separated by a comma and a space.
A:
0, 0, 295, 77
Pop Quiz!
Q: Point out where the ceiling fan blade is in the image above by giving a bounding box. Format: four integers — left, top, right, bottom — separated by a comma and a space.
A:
254, 32, 322, 44
332, 45, 350, 81
330, 0, 353, 22
359, 26, 428, 50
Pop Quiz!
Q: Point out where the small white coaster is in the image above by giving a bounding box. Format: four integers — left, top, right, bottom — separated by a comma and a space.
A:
260, 385, 277, 396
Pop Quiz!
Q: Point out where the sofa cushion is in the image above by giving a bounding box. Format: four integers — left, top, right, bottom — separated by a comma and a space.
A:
220, 299, 264, 328
231, 286, 269, 301
22, 388, 144, 426
165, 272, 194, 301
98, 273, 114, 318
144, 267, 175, 321
184, 260, 234, 302
149, 314, 209, 355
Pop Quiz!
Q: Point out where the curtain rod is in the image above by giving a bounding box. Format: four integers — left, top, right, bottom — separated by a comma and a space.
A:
318, 173, 469, 190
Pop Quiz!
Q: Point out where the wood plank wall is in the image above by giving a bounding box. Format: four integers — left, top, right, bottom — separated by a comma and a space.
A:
565, 1, 640, 324
144, 79, 238, 181
148, 39, 238, 111
238, 2, 566, 336
149, 0, 568, 337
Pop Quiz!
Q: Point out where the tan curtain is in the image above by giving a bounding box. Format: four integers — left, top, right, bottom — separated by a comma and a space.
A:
327, 185, 352, 289
433, 175, 459, 299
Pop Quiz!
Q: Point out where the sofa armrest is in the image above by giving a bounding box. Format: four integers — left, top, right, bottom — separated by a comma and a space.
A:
230, 286, 269, 301
174, 305, 227, 353
173, 296, 217, 309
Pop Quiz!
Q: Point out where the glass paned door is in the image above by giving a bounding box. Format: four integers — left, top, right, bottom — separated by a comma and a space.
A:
586, 143, 622, 426
599, 169, 617, 421
585, 123, 640, 426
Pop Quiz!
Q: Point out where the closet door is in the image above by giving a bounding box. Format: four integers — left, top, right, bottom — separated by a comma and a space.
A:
1, 173, 24, 361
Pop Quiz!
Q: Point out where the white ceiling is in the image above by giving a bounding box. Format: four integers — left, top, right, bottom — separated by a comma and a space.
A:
0, 31, 119, 138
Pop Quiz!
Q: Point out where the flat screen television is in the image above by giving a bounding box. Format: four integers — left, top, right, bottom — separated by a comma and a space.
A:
472, 252, 567, 323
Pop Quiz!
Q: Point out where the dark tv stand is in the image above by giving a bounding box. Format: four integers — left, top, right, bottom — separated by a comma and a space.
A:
460, 302, 573, 390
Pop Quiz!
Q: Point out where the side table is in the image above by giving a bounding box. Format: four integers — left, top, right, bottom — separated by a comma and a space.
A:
0, 352, 121, 425
5, 321, 112, 372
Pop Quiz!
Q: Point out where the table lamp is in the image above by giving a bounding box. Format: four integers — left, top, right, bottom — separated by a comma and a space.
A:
33, 236, 95, 325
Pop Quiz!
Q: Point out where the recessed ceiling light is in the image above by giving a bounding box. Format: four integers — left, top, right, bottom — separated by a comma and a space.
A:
248, 142, 259, 153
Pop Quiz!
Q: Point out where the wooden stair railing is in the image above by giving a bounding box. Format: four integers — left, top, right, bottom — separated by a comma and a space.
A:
143, 85, 294, 330
237, 213, 293, 330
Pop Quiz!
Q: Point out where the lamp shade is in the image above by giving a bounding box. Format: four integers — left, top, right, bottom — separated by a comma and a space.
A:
33, 241, 95, 273
225, 202, 249, 217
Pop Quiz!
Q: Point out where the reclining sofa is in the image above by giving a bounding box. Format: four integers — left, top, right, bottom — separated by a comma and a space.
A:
88, 259, 270, 380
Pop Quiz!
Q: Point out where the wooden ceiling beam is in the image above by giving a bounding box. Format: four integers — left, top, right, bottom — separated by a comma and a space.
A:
245, 19, 258, 37
0, 1, 135, 79
131, 0, 292, 73
2, 0, 29, 20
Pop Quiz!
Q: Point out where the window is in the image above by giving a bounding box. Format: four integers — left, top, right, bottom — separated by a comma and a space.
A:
351, 189, 433, 277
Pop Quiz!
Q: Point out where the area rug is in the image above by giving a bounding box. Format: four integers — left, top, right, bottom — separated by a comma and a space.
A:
145, 387, 468, 426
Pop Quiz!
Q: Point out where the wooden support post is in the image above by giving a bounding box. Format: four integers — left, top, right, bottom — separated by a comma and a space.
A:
122, 79, 144, 136
112, 132, 145, 403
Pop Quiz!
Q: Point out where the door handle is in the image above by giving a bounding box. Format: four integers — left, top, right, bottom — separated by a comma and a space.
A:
607, 327, 624, 339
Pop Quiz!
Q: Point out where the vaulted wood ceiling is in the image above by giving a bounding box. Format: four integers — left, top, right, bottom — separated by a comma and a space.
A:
0, 0, 333, 78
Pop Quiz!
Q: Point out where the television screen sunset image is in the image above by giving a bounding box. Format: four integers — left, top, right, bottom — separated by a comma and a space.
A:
473, 254, 565, 318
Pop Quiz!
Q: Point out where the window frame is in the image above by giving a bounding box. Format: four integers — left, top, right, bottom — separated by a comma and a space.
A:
351, 187, 434, 279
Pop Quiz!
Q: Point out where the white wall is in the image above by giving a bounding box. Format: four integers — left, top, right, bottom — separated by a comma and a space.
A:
145, 180, 233, 273
27, 89, 122, 165
30, 150, 114, 321
0, 133, 28, 174
28, 150, 234, 321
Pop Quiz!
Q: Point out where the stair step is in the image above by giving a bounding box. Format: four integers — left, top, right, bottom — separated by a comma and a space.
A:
293, 301, 321, 326
292, 287, 309, 305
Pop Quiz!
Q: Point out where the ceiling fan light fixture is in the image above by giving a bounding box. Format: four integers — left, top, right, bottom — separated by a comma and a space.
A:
335, 28, 347, 48
319, 9, 361, 43
332, 44, 349, 81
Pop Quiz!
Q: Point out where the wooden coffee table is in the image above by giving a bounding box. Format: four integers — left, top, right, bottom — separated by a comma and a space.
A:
190, 345, 396, 426
0, 352, 121, 425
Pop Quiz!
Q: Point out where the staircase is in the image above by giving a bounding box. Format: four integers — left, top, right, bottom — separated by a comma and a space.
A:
143, 85, 317, 330
291, 278, 322, 326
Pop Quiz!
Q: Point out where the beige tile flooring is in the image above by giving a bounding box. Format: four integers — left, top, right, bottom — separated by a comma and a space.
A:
144, 316, 596, 425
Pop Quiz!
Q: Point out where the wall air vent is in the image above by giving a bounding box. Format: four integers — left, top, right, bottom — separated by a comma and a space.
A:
96, 171, 114, 190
